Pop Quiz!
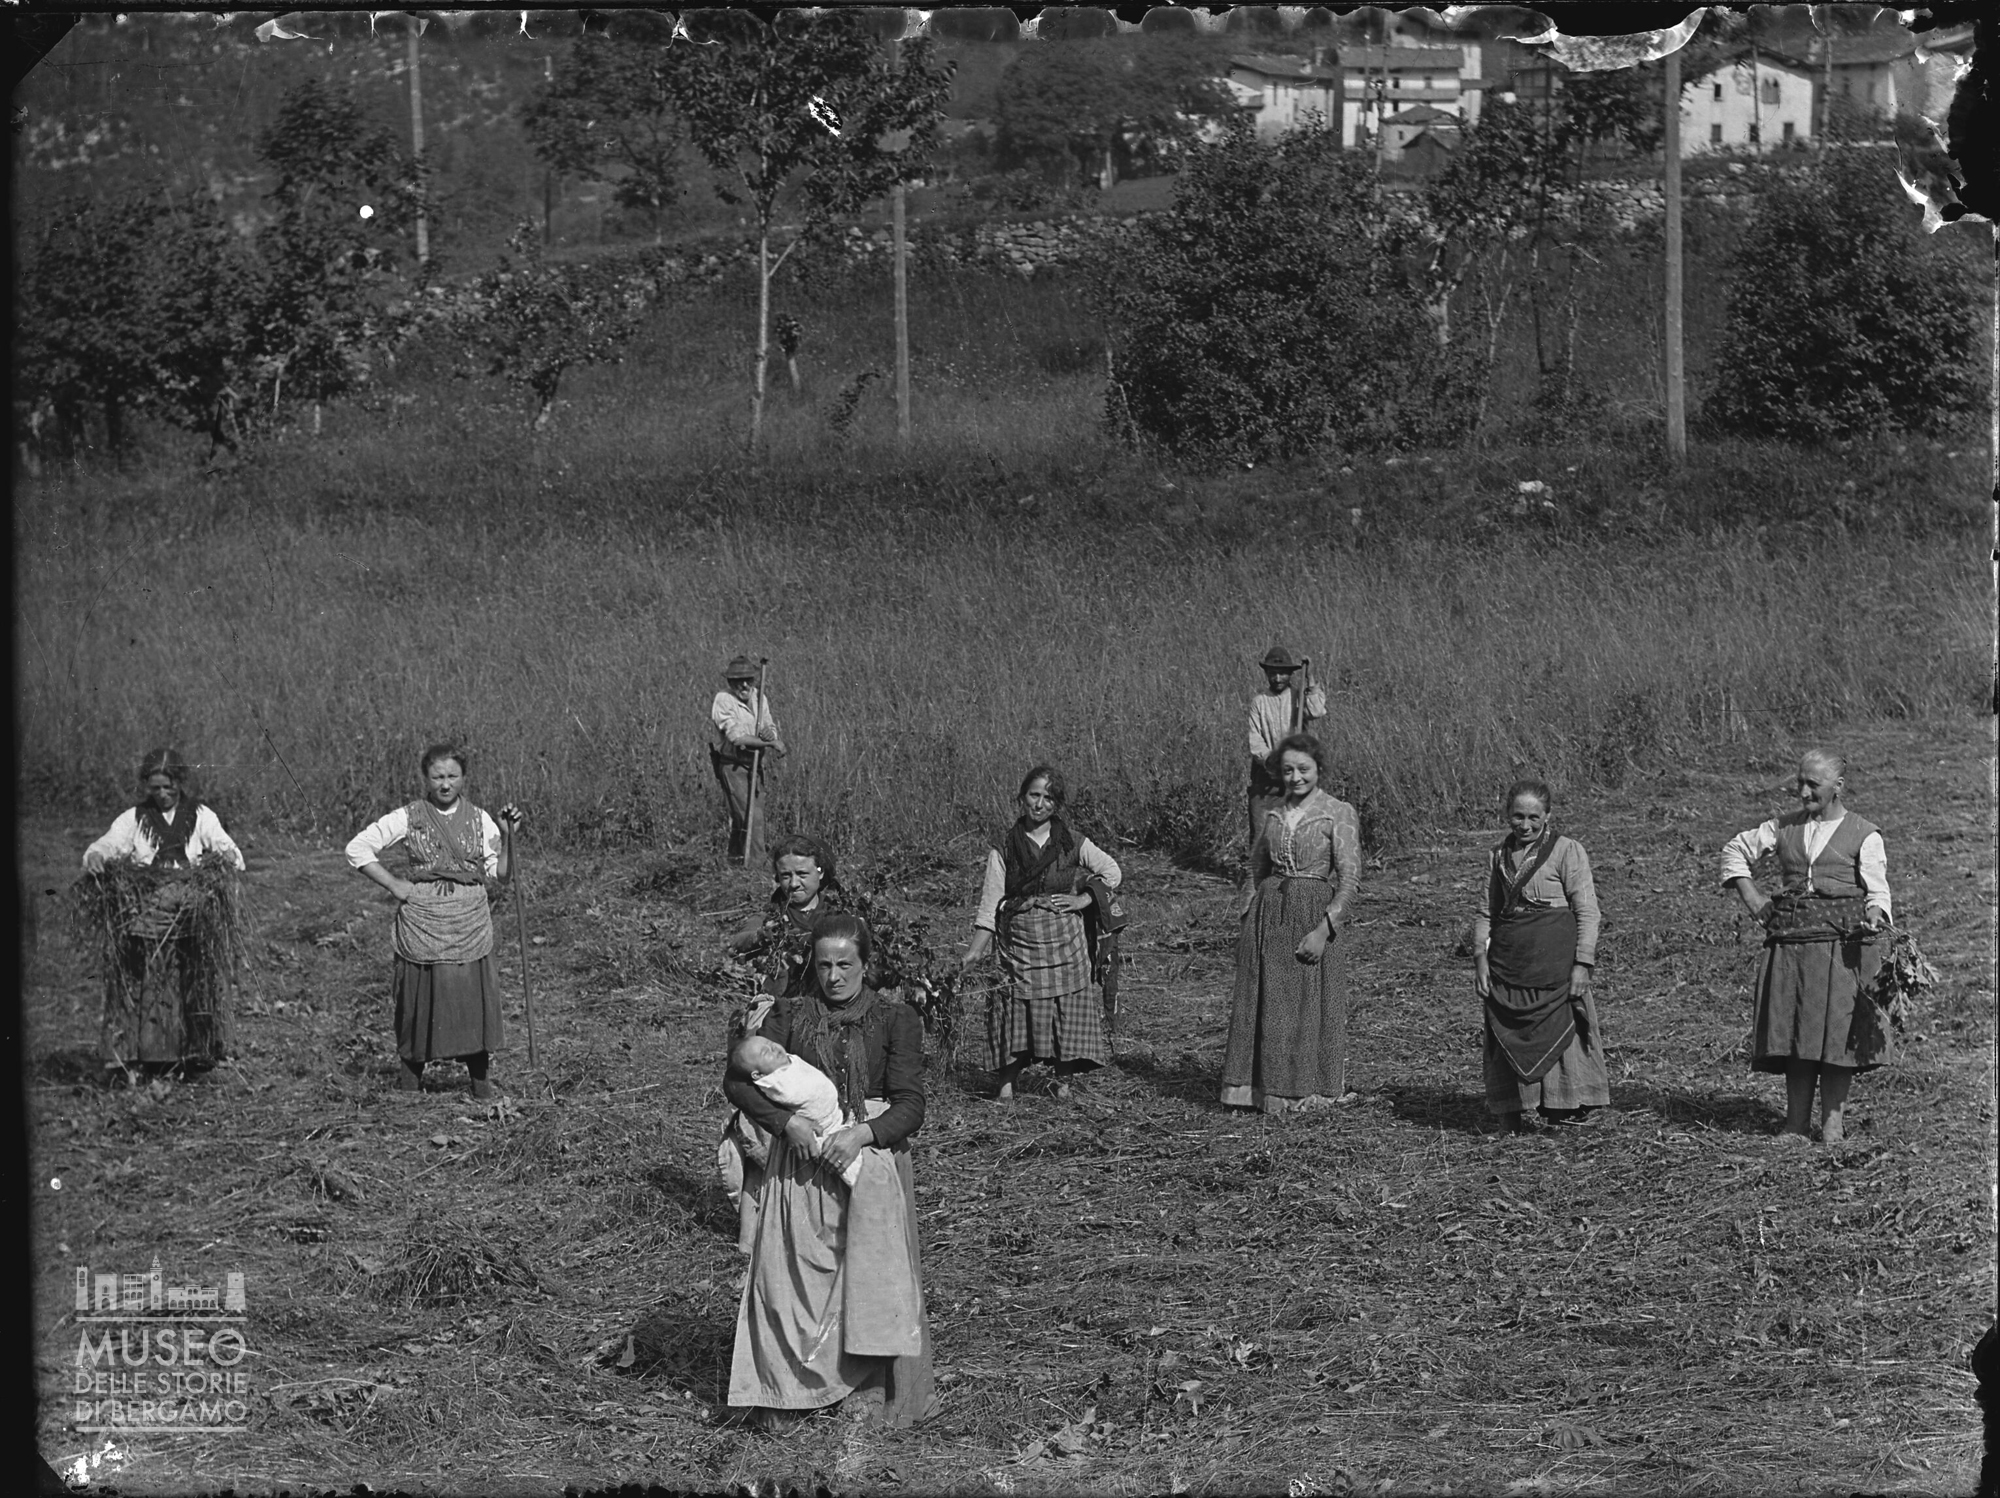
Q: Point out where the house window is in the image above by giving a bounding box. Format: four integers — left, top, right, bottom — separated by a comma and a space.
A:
1866, 80, 1877, 103
1782, 120, 1795, 141
1748, 122, 1760, 144
1713, 82, 1723, 101
1760, 79, 1780, 105
1710, 123, 1723, 145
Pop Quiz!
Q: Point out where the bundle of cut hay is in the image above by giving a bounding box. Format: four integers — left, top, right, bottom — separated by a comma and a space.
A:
65, 852, 248, 1061
1869, 924, 1938, 1033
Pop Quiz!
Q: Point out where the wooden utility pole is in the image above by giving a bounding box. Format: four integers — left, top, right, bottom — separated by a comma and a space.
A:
888, 32, 911, 441
1663, 47, 1686, 461
407, 14, 429, 268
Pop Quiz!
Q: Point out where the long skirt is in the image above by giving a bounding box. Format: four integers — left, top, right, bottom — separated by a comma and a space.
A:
1220, 876, 1347, 1110
393, 954, 504, 1062
991, 904, 1106, 1069
1484, 990, 1610, 1114
1751, 933, 1890, 1074
729, 1130, 936, 1427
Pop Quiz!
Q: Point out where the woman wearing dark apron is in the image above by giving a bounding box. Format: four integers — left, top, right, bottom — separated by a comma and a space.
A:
1473, 779, 1605, 1132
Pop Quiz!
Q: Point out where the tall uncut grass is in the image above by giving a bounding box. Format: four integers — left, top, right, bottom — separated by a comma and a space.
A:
15, 477, 1985, 861
15, 264, 1988, 860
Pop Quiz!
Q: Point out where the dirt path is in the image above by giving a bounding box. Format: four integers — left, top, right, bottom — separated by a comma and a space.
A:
26, 719, 1995, 1494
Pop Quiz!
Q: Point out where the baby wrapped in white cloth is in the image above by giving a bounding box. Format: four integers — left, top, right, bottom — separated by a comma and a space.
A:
732, 1035, 864, 1187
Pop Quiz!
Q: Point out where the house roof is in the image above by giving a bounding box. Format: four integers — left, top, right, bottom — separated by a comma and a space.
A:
1339, 44, 1464, 73
1383, 104, 1456, 125
1228, 52, 1339, 82
1404, 128, 1460, 152
1769, 30, 1918, 69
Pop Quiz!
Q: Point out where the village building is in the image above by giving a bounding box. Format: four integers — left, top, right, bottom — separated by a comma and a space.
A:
1226, 52, 1340, 139
1336, 44, 1465, 152
1379, 103, 1459, 161
1679, 54, 1816, 153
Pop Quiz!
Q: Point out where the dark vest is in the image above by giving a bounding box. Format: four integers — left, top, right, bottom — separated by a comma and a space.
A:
1774, 813, 1877, 899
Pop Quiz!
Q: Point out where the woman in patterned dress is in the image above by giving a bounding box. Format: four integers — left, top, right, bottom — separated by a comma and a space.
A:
959, 766, 1122, 1101
346, 743, 521, 1099
1220, 733, 1361, 1112
1472, 779, 1606, 1132
1721, 748, 1891, 1146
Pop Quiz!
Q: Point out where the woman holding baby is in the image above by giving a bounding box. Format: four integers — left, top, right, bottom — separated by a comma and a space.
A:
721, 912, 937, 1431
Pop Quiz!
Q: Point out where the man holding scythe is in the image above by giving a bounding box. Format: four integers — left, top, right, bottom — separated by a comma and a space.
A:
710, 655, 786, 865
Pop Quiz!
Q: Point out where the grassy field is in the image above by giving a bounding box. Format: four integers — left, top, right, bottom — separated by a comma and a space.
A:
25, 717, 1995, 1494
11, 257, 1990, 857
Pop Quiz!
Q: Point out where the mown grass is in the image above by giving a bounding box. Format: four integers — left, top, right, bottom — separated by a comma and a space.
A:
25, 720, 1994, 1495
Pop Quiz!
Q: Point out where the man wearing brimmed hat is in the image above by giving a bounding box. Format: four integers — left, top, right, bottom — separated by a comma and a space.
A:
710, 655, 786, 863
1247, 644, 1328, 846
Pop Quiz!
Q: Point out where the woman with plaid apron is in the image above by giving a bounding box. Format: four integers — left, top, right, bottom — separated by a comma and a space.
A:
960, 766, 1122, 1101
1722, 748, 1892, 1147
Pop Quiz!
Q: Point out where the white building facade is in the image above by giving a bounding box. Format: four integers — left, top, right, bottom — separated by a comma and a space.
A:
1680, 56, 1815, 153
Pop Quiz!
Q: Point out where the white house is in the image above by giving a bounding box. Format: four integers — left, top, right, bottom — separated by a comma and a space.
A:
1680, 55, 1815, 153
1380, 104, 1458, 160
1337, 45, 1465, 151
1226, 52, 1340, 139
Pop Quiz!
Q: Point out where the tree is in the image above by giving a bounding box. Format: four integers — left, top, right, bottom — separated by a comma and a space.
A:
1409, 69, 1661, 435
254, 79, 423, 413
661, 10, 954, 449
14, 194, 163, 453
522, 21, 686, 241
15, 192, 263, 457
994, 38, 1235, 188
1705, 147, 1982, 441
1091, 127, 1440, 463
462, 223, 657, 430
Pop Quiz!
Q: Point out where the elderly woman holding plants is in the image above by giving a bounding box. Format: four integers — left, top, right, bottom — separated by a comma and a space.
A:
1721, 748, 1892, 1147
81, 747, 246, 1073
346, 743, 522, 1100
723, 913, 936, 1431
960, 765, 1123, 1102
1222, 732, 1361, 1112
1471, 779, 1606, 1133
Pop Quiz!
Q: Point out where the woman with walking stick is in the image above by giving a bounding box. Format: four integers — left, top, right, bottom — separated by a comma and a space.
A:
347, 742, 521, 1099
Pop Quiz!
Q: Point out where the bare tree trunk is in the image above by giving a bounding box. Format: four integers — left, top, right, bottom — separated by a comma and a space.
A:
749, 227, 772, 450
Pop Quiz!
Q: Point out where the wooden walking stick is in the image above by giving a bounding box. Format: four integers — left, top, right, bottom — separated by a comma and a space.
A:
1290, 655, 1313, 733
509, 820, 539, 1070
741, 656, 772, 866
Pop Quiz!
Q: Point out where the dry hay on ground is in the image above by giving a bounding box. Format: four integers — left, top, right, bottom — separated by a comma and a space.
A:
25, 720, 1994, 1494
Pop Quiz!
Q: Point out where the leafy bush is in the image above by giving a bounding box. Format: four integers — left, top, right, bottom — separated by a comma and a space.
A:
1091, 128, 1441, 464
1705, 148, 1983, 441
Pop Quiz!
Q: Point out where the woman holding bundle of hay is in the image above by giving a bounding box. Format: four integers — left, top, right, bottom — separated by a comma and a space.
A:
80, 747, 246, 1073
1221, 733, 1361, 1113
723, 913, 937, 1431
959, 765, 1123, 1102
1471, 779, 1606, 1132
346, 743, 521, 1099
1721, 748, 1892, 1147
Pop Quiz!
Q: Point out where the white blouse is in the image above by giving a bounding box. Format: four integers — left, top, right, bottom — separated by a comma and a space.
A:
973, 826, 1122, 932
346, 803, 503, 878
1720, 813, 1891, 921
84, 805, 244, 870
